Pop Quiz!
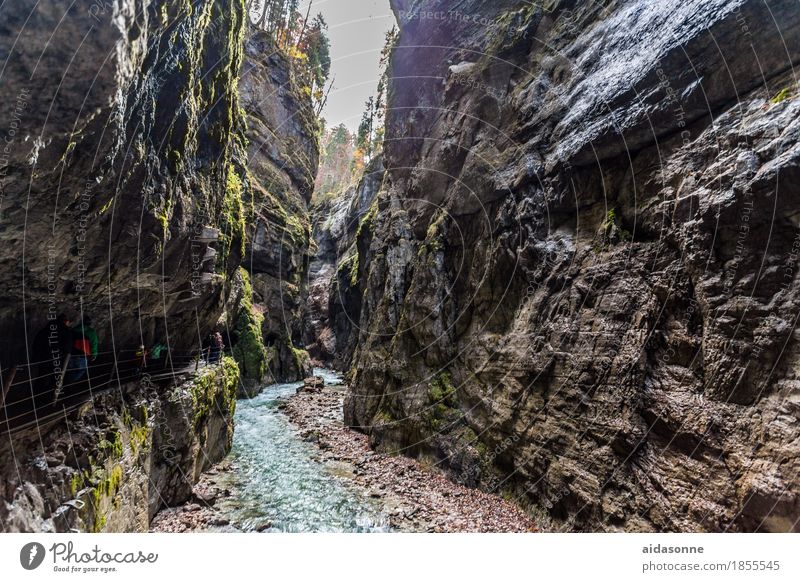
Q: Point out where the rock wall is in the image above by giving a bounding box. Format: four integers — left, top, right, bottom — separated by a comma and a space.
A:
0, 359, 239, 532
344, 0, 800, 532
0, 0, 248, 361
238, 30, 320, 383
306, 157, 385, 367
0, 0, 253, 532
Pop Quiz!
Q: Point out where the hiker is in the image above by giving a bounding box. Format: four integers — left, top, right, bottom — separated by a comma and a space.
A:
150, 342, 167, 360
209, 331, 224, 364
66, 315, 99, 384
30, 313, 73, 403
134, 344, 148, 375
148, 341, 167, 370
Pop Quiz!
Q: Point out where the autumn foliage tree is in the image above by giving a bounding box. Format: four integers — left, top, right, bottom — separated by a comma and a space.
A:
313, 124, 356, 203
247, 1, 331, 110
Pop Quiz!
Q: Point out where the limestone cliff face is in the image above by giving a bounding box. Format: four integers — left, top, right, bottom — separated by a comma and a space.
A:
238, 31, 320, 383
344, 0, 800, 531
0, 0, 248, 360
0, 0, 248, 532
306, 157, 385, 367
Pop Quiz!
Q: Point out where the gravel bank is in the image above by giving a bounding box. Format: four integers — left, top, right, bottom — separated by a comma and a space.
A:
281, 382, 536, 533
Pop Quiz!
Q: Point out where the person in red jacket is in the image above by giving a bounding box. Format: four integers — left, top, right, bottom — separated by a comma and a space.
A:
65, 315, 99, 383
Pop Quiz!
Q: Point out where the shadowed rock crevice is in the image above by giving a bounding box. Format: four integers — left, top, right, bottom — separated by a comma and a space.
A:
305, 156, 385, 369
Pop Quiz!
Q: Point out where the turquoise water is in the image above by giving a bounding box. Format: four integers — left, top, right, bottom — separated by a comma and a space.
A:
211, 369, 389, 532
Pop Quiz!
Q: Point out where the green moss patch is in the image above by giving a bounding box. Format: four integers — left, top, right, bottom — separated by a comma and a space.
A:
771, 86, 795, 104
232, 268, 269, 382
356, 200, 379, 239
425, 372, 458, 430
337, 250, 360, 287
188, 356, 240, 430
594, 206, 632, 252
290, 344, 311, 373
218, 165, 247, 268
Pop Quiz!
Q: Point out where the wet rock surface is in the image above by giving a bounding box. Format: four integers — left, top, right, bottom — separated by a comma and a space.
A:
343, 0, 800, 531
150, 462, 237, 533
0, 0, 249, 361
299, 375, 325, 392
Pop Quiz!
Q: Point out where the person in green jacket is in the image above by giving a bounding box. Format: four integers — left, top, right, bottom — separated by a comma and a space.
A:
65, 315, 99, 383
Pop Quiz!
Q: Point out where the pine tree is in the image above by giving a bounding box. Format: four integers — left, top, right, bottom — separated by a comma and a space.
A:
299, 13, 331, 97
356, 96, 376, 161
371, 27, 398, 157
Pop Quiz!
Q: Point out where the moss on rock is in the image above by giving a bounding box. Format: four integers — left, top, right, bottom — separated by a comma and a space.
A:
231, 268, 269, 383
771, 85, 795, 104
188, 356, 240, 430
218, 164, 247, 268
424, 372, 458, 430
290, 343, 312, 374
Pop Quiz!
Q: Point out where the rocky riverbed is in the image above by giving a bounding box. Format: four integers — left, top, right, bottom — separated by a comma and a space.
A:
282, 378, 536, 532
151, 373, 536, 533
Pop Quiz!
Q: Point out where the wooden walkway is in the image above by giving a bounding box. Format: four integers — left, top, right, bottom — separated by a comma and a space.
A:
0, 350, 217, 436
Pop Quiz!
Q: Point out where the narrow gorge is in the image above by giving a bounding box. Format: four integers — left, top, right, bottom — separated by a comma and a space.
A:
1, 0, 799, 534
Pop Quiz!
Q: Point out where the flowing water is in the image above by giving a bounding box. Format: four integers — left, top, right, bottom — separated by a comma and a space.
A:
210, 369, 390, 532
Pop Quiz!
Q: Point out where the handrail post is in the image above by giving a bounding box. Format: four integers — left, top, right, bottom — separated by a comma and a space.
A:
53, 354, 70, 406
109, 354, 119, 384
1, 364, 16, 409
